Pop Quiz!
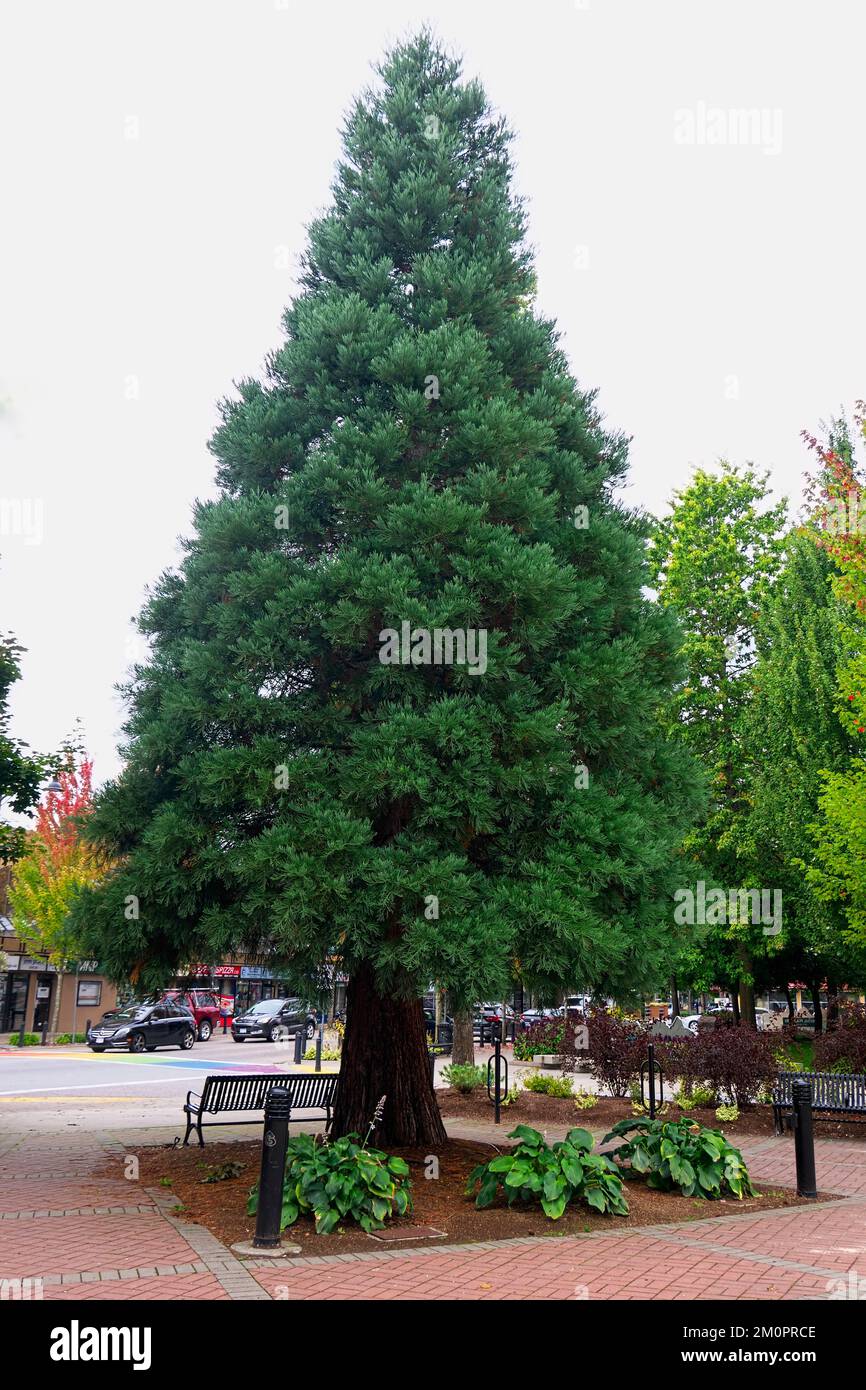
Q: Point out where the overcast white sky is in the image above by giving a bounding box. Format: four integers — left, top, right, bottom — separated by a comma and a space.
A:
2, 0, 865, 788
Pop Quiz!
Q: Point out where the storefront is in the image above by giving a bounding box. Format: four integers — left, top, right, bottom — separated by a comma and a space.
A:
172, 957, 347, 1020
0, 923, 117, 1039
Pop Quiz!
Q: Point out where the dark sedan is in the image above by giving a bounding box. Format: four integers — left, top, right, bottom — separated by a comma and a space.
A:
87, 1001, 196, 1053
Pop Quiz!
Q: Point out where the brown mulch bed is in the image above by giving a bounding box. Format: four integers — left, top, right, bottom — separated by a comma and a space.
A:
131, 1132, 830, 1258
438, 1089, 866, 1142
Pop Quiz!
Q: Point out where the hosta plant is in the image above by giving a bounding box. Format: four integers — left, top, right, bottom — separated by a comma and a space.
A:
466, 1124, 628, 1219
247, 1132, 412, 1235
602, 1117, 756, 1199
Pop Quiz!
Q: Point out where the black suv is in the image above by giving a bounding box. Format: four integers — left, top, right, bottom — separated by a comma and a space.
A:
231, 997, 316, 1043
87, 1000, 196, 1053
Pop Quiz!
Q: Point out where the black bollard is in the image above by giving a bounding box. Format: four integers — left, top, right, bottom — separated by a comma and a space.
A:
648, 1042, 657, 1120
494, 1036, 501, 1126
253, 1086, 291, 1249
293, 1028, 304, 1064
792, 1079, 818, 1198
315, 1020, 323, 1073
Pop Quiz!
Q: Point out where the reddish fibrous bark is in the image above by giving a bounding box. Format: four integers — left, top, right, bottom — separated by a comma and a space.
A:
331, 959, 447, 1148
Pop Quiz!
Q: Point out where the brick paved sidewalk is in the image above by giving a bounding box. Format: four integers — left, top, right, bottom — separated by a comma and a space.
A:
1, 1129, 864, 1301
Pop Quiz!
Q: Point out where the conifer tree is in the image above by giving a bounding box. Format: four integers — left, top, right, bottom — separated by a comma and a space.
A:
75, 33, 698, 1143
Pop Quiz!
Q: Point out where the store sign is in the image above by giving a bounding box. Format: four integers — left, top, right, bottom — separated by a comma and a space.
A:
20, 957, 57, 972
214, 965, 242, 978
3, 954, 20, 969
240, 964, 276, 981
72, 959, 100, 974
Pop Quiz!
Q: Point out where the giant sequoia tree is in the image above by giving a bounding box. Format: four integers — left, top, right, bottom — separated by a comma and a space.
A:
75, 34, 697, 1144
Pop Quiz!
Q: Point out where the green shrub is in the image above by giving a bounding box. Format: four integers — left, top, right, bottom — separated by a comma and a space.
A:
53, 1033, 87, 1045
828, 1057, 855, 1074
675, 1084, 715, 1111
602, 1116, 756, 1199
6, 1033, 40, 1047
573, 1089, 598, 1111
303, 1046, 341, 1061
247, 1132, 412, 1235
441, 1063, 487, 1093
774, 1049, 806, 1073
715, 1104, 739, 1123
466, 1124, 628, 1219
501, 1084, 521, 1108
522, 1071, 574, 1098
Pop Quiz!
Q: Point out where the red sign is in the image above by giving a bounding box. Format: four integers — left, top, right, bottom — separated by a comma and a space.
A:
186, 963, 242, 978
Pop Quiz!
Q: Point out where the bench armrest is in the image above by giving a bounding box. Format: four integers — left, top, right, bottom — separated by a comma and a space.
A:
185, 1089, 202, 1110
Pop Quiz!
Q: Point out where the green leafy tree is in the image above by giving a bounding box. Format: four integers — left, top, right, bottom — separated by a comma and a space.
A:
74, 33, 699, 1144
1, 617, 50, 863
741, 530, 864, 1025
648, 464, 787, 1021
803, 406, 866, 964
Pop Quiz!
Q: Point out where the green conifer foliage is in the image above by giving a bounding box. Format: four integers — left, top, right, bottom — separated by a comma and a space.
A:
76, 34, 697, 1142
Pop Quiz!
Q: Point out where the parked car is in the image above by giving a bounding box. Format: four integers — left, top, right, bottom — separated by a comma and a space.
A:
677, 1014, 701, 1034
423, 1007, 453, 1039
161, 989, 222, 1041
231, 997, 316, 1043
474, 1003, 516, 1042
87, 1000, 196, 1053
518, 1008, 562, 1031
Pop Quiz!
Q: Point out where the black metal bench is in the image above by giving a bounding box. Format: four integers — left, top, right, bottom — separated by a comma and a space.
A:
772, 1070, 866, 1134
183, 1072, 338, 1146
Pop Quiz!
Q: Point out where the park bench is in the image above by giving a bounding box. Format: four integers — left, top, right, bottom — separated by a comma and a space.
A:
772, 1070, 866, 1134
182, 1072, 338, 1147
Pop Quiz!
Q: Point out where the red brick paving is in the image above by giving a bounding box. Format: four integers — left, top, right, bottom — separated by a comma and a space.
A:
41, 1273, 229, 1301
1, 1130, 864, 1300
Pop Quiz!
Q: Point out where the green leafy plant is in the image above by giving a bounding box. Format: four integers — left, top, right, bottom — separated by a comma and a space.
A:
715, 1104, 739, 1123
573, 1089, 598, 1111
247, 1132, 412, 1235
441, 1063, 487, 1093
303, 1046, 341, 1061
201, 1160, 245, 1183
522, 1071, 574, 1097
466, 1124, 628, 1219
501, 1084, 521, 1108
602, 1117, 756, 1199
675, 1083, 715, 1111
6, 1033, 40, 1047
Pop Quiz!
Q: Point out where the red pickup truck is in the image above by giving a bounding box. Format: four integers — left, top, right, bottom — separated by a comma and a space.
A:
161, 989, 222, 1041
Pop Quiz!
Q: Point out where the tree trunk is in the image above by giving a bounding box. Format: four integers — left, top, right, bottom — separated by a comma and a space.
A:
738, 977, 756, 1029
810, 981, 823, 1035
730, 988, 740, 1026
826, 978, 839, 1030
48, 969, 64, 1044
331, 961, 447, 1147
452, 1008, 475, 1067
670, 974, 681, 1019
736, 948, 756, 1028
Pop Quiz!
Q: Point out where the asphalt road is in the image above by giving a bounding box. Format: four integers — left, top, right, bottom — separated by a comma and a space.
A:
0, 1031, 334, 1142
